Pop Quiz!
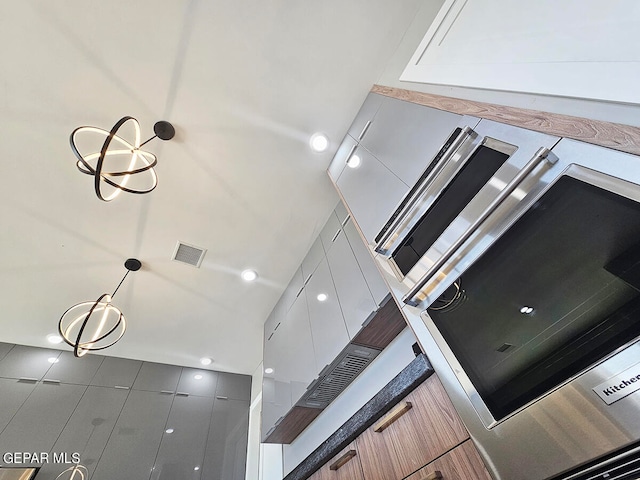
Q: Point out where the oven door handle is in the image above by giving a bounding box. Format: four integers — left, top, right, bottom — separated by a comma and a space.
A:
403, 147, 559, 308
375, 126, 476, 256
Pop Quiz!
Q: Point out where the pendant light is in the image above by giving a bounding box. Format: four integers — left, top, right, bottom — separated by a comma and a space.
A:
58, 259, 141, 357
55, 465, 88, 480
70, 117, 175, 201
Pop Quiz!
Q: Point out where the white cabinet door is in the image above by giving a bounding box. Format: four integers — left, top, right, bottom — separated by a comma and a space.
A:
362, 98, 462, 187
305, 257, 349, 375
326, 229, 378, 339
343, 218, 390, 307
336, 145, 409, 245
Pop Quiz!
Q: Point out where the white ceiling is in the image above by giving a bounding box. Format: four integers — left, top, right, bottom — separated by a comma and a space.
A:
0, 0, 423, 375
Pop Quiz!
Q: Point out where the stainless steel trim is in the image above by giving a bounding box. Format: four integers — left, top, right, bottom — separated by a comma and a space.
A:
375, 126, 477, 257
358, 120, 372, 141
403, 147, 559, 308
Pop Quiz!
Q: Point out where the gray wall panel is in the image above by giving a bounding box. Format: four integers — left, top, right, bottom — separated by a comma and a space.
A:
91, 390, 173, 480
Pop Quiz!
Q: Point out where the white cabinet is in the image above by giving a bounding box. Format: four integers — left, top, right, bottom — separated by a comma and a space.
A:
330, 95, 464, 246
326, 229, 378, 339
343, 219, 389, 307
336, 145, 409, 245
262, 199, 398, 442
361, 99, 462, 187
305, 257, 350, 374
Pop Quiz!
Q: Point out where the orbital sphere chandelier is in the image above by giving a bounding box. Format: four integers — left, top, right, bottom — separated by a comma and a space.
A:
55, 465, 88, 480
58, 259, 141, 357
70, 117, 175, 201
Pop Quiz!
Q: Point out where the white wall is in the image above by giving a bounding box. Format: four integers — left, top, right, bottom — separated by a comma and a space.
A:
378, 0, 640, 128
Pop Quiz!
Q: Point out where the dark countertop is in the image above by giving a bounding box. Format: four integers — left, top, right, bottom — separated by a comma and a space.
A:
283, 353, 435, 480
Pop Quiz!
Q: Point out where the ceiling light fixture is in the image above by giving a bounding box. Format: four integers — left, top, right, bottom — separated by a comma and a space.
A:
241, 269, 258, 282
309, 133, 329, 153
70, 117, 175, 201
520, 306, 535, 315
194, 374, 203, 380
316, 293, 328, 302
346, 154, 361, 169
47, 334, 63, 344
48, 357, 60, 364
264, 367, 274, 374
200, 357, 213, 366
58, 258, 141, 357
165, 428, 174, 434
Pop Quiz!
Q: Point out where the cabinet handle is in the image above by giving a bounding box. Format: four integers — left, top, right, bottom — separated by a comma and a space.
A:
329, 450, 357, 471
160, 390, 174, 395
295, 285, 305, 298
403, 147, 559, 308
114, 385, 130, 390
18, 377, 38, 383
340, 215, 351, 227
375, 126, 476, 256
345, 144, 358, 166
358, 120, 372, 141
216, 396, 228, 400
331, 229, 342, 243
373, 401, 412, 433
176, 392, 190, 397
422, 471, 443, 480
42, 379, 61, 385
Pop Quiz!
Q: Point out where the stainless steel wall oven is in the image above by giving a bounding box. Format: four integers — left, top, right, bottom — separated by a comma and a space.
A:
377, 122, 640, 478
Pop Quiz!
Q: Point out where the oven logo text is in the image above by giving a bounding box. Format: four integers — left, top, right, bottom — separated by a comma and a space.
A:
593, 363, 640, 406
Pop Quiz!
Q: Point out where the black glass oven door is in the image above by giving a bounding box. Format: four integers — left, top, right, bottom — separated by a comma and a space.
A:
427, 175, 640, 421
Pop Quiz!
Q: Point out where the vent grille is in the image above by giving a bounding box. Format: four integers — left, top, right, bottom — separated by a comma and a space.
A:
172, 242, 207, 267
296, 344, 380, 409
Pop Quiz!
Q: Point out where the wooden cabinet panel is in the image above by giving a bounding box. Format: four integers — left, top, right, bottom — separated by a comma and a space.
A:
322, 442, 364, 480
357, 426, 404, 480
405, 440, 492, 480
356, 375, 469, 479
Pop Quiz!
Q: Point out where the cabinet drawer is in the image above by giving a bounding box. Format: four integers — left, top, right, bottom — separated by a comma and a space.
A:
356, 375, 469, 479
316, 442, 364, 480
405, 440, 492, 480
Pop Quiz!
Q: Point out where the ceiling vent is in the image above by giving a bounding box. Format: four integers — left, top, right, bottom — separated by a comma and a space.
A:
172, 242, 207, 268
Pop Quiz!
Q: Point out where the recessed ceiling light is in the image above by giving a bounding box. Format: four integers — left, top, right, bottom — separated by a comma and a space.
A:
520, 306, 534, 315
48, 357, 59, 364
194, 466, 200, 471
165, 428, 174, 434
200, 357, 213, 366
194, 374, 203, 380
346, 154, 361, 169
309, 133, 329, 153
264, 367, 274, 374
47, 334, 63, 344
241, 269, 258, 282
316, 293, 328, 302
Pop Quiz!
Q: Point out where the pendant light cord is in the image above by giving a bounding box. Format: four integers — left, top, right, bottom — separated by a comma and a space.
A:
111, 270, 131, 298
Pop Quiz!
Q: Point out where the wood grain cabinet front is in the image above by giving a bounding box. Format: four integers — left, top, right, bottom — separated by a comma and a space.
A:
404, 440, 492, 480
314, 442, 364, 480
356, 374, 469, 479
